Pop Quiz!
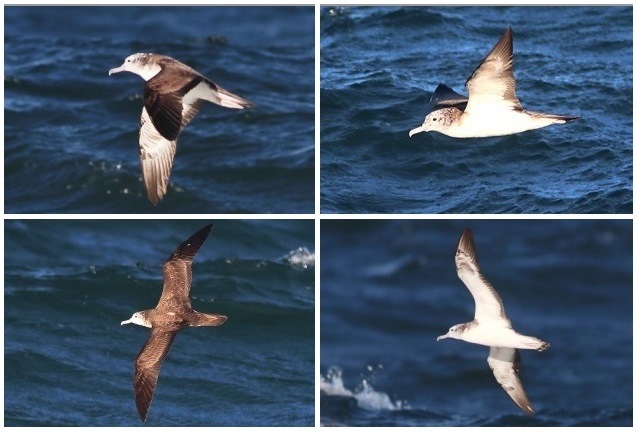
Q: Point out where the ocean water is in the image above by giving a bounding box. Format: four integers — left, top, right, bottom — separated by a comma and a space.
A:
5, 6, 314, 213
4, 220, 315, 426
320, 6, 633, 214
320, 220, 632, 426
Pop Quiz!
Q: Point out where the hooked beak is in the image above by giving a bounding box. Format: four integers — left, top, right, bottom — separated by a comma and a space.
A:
121, 318, 132, 326
436, 334, 449, 341
108, 65, 125, 76
409, 125, 427, 137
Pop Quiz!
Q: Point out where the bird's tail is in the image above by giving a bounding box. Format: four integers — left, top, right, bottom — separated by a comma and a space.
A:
520, 335, 550, 351
526, 110, 580, 124
216, 85, 255, 109
551, 114, 580, 123
190, 312, 228, 327
202, 78, 255, 109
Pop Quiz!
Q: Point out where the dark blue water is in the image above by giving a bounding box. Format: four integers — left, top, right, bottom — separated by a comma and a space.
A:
320, 6, 632, 213
5, 6, 314, 213
5, 220, 315, 426
321, 220, 632, 426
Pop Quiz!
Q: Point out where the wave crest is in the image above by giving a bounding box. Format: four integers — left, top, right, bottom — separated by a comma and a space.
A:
320, 366, 407, 411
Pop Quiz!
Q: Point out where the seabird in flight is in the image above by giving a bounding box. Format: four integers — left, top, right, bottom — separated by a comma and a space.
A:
121, 223, 227, 421
110, 53, 254, 204
409, 27, 579, 138
437, 228, 550, 415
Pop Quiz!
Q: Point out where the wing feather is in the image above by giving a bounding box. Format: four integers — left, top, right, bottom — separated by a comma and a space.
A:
134, 330, 177, 422
455, 229, 509, 323
139, 107, 176, 205
158, 224, 213, 308
464, 27, 522, 114
487, 347, 534, 415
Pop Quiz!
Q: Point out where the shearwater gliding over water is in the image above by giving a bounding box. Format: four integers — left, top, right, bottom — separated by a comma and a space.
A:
121, 224, 227, 422
409, 27, 579, 138
437, 229, 549, 415
109, 53, 254, 205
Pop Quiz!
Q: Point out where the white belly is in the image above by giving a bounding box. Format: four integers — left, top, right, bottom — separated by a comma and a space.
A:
446, 109, 558, 138
461, 321, 543, 350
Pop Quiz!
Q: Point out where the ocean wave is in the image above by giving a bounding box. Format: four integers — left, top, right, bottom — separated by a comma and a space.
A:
320, 366, 407, 411
284, 246, 315, 268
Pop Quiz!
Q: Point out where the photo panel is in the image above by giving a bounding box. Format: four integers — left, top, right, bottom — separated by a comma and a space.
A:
320, 6, 632, 214
5, 219, 315, 426
321, 219, 631, 426
5, 6, 315, 213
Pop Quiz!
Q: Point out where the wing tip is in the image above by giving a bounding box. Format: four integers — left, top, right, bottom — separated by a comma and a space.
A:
186, 223, 214, 244
142, 171, 166, 206
148, 193, 160, 206
135, 390, 151, 422
136, 401, 149, 422
495, 26, 514, 56
457, 228, 476, 256
167, 223, 214, 262
133, 375, 152, 422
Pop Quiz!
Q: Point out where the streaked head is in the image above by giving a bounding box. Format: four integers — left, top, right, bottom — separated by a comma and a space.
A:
121, 311, 152, 328
109, 53, 162, 81
409, 107, 460, 137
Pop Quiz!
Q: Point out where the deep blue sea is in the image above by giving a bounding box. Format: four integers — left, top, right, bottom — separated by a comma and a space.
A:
320, 6, 633, 214
4, 220, 315, 426
321, 220, 632, 426
5, 6, 314, 213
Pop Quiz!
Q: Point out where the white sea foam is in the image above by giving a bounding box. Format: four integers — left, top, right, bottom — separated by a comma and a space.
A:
320, 366, 406, 411
285, 246, 315, 268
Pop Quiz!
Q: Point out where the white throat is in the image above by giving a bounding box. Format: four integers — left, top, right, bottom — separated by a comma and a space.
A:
121, 312, 152, 328
130, 62, 162, 81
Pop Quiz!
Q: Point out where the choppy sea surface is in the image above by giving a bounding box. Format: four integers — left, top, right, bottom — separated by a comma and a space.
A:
5, 220, 315, 426
320, 6, 632, 213
5, 6, 314, 213
321, 220, 632, 426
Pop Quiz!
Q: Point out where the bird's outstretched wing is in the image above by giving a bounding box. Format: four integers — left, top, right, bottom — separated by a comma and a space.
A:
455, 229, 509, 323
138, 106, 178, 205
134, 329, 177, 422
487, 346, 534, 415
157, 224, 213, 309
464, 27, 522, 114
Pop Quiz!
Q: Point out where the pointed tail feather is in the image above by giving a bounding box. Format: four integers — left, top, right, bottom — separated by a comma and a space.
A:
537, 112, 580, 123
522, 336, 550, 351
526, 110, 580, 124
190, 312, 228, 327
216, 86, 255, 109
555, 114, 580, 123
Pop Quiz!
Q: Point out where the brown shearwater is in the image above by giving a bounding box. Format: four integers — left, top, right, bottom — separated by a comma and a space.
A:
121, 223, 227, 421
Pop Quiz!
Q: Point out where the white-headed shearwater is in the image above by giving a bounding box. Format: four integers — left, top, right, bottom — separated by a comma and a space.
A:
121, 223, 227, 422
409, 27, 579, 138
437, 229, 549, 415
109, 53, 254, 205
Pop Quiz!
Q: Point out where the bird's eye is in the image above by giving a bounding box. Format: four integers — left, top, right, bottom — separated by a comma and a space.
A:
433, 118, 437, 121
